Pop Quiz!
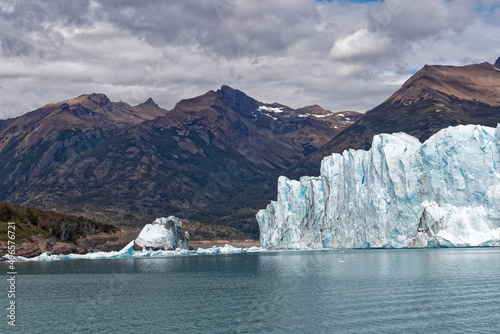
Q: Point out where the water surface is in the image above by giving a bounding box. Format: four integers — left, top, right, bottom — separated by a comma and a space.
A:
2, 248, 499, 333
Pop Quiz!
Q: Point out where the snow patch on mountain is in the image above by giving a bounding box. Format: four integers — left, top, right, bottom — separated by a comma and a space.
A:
258, 105, 284, 113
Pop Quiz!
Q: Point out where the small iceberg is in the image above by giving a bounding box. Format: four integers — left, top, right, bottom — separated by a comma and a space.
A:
134, 216, 190, 251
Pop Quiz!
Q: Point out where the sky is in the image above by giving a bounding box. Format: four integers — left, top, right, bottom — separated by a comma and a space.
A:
0, 0, 499, 119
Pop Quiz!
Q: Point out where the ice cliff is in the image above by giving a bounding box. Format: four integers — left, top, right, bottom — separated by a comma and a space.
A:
257, 124, 500, 249
134, 216, 189, 250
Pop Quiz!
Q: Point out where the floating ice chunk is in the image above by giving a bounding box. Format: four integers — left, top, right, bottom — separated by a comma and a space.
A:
196, 246, 220, 254
135, 216, 189, 250
245, 246, 263, 252
219, 244, 243, 254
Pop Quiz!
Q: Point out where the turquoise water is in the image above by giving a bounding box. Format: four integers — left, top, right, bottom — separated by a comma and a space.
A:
2, 248, 500, 333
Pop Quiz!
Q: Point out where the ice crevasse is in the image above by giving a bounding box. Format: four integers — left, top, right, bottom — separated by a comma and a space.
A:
257, 124, 500, 249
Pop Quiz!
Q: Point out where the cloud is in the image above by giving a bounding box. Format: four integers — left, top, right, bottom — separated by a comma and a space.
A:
96, 0, 320, 58
0, 0, 93, 59
368, 0, 477, 39
329, 29, 394, 62
0, 0, 498, 120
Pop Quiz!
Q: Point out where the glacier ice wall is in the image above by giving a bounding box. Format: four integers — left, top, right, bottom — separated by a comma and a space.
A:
257, 124, 500, 249
135, 216, 190, 250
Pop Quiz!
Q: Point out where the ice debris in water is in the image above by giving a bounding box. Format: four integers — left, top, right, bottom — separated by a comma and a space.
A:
8, 242, 263, 262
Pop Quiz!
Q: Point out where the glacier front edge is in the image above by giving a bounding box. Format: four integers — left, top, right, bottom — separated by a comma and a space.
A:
257, 124, 500, 249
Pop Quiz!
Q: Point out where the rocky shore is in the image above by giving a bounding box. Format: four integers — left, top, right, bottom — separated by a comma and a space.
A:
0, 228, 140, 258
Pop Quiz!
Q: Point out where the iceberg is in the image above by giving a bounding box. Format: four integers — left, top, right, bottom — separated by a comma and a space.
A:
257, 124, 500, 249
134, 216, 190, 250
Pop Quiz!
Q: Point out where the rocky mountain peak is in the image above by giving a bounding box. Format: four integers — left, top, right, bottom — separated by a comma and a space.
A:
135, 97, 162, 111
216, 85, 253, 104
296, 104, 330, 115
143, 97, 156, 105
70, 93, 112, 109
495, 57, 500, 67
219, 84, 236, 92
385, 62, 500, 107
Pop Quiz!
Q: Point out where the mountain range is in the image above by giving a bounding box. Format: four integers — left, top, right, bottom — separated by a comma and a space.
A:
0, 85, 360, 236
1, 60, 499, 238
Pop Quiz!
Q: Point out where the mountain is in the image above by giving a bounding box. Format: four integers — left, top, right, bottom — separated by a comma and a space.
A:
0, 93, 167, 152
152, 85, 360, 167
0, 93, 167, 194
287, 61, 500, 178
0, 86, 358, 235
258, 124, 500, 249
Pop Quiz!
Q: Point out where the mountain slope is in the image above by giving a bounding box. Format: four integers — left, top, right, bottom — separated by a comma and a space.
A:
286, 61, 500, 178
0, 94, 167, 199
0, 93, 167, 153
0, 86, 358, 234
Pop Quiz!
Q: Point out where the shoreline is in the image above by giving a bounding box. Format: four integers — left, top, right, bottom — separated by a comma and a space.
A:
0, 235, 260, 259
189, 239, 260, 249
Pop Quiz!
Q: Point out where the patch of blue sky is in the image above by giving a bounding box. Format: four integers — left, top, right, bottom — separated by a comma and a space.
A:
477, 1, 500, 24
383, 67, 419, 75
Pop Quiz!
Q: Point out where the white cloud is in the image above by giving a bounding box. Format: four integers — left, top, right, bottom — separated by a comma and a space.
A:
329, 29, 394, 62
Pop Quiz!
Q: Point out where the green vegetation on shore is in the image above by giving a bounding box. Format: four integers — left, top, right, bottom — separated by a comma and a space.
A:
0, 201, 117, 243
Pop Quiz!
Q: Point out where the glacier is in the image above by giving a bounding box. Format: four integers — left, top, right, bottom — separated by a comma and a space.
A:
257, 124, 500, 249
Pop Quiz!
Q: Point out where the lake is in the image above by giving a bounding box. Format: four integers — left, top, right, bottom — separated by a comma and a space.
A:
2, 248, 499, 333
